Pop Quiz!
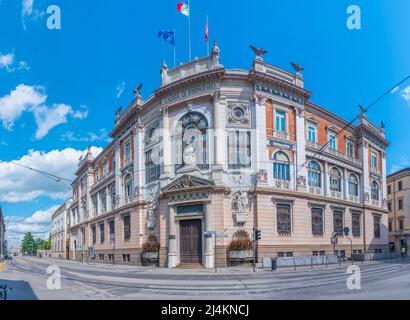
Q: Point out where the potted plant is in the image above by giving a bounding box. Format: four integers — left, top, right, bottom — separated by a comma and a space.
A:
228, 230, 253, 263
141, 236, 159, 266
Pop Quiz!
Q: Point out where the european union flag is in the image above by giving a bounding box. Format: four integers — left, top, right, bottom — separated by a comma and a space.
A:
158, 30, 175, 46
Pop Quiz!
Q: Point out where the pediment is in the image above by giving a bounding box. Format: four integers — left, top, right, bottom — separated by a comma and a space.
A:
305, 114, 320, 124
162, 175, 215, 193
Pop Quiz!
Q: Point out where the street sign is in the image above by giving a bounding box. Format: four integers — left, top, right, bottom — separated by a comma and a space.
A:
343, 227, 350, 236
89, 247, 95, 258
204, 231, 228, 238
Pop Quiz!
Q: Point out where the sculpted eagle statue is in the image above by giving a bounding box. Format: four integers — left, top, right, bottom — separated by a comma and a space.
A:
290, 62, 304, 73
249, 45, 268, 58
134, 83, 143, 96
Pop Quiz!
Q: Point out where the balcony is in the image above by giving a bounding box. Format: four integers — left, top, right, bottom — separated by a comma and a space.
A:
306, 141, 362, 166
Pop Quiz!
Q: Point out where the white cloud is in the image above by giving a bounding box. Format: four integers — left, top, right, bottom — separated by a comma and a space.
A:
0, 84, 87, 139
0, 52, 30, 72
0, 52, 14, 71
389, 157, 410, 175
391, 86, 399, 94
0, 84, 46, 130
116, 81, 125, 98
61, 128, 112, 144
402, 86, 410, 106
0, 146, 103, 203
21, 0, 44, 30
33, 103, 72, 139
5, 205, 60, 247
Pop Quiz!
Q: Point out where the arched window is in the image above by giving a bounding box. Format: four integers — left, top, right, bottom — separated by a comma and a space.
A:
329, 168, 342, 192
308, 161, 321, 187
371, 181, 379, 201
176, 112, 208, 170
124, 175, 133, 200
273, 152, 290, 181
348, 174, 359, 196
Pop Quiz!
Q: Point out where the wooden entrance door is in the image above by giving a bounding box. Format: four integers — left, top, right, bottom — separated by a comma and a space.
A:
180, 220, 202, 264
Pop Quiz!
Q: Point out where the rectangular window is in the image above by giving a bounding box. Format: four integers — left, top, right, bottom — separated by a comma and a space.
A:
99, 223, 105, 244
99, 254, 104, 261
103, 161, 108, 176
109, 220, 115, 242
399, 199, 404, 210
352, 213, 361, 237
91, 225, 96, 244
275, 111, 286, 132
312, 251, 318, 256
277, 204, 291, 235
122, 254, 131, 263
311, 208, 323, 236
371, 152, 377, 169
374, 215, 381, 238
92, 195, 98, 216
227, 131, 251, 169
399, 219, 404, 231
145, 150, 161, 184
125, 142, 131, 162
388, 185, 392, 195
333, 210, 344, 235
388, 202, 392, 212
389, 221, 392, 232
277, 252, 285, 258
347, 142, 354, 158
123, 215, 131, 241
308, 125, 316, 143
398, 181, 403, 191
108, 254, 115, 262
95, 170, 100, 182
328, 132, 337, 150
319, 251, 326, 256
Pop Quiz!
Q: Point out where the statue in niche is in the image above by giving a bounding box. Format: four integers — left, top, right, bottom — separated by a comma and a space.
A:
183, 140, 197, 166
146, 199, 158, 230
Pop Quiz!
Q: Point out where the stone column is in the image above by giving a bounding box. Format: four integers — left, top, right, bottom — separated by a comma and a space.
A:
204, 202, 214, 269
295, 106, 307, 191
133, 124, 144, 200
323, 161, 329, 196
213, 92, 226, 169
168, 206, 177, 268
359, 141, 370, 203
114, 144, 122, 207
254, 96, 269, 181
343, 168, 349, 200
381, 151, 387, 209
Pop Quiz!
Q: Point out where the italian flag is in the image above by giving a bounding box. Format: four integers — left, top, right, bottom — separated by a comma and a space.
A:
177, 2, 190, 17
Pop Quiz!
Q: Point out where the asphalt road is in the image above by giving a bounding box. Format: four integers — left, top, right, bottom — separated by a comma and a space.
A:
1, 256, 410, 300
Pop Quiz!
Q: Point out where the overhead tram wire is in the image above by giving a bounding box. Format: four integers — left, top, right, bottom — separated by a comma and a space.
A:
292, 75, 410, 180
9, 161, 73, 190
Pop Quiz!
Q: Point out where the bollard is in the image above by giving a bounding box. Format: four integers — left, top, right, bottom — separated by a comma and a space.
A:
293, 257, 296, 271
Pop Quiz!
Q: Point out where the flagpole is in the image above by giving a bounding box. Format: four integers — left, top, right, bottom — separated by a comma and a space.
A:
188, 0, 192, 61
206, 15, 209, 56
174, 29, 176, 68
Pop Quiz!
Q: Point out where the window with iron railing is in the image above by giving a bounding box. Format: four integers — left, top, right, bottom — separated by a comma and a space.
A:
311, 208, 323, 236
352, 213, 361, 237
123, 215, 131, 241
374, 215, 381, 238
277, 204, 291, 235
333, 210, 344, 235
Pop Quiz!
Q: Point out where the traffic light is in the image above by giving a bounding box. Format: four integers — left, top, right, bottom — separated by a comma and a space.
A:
254, 229, 262, 241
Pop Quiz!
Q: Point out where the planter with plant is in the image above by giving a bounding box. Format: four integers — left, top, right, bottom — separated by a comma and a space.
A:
228, 230, 253, 263
141, 237, 159, 265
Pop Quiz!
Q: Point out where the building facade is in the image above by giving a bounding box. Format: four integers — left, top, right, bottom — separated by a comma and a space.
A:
68, 43, 390, 268
0, 206, 5, 259
51, 200, 71, 259
387, 168, 410, 255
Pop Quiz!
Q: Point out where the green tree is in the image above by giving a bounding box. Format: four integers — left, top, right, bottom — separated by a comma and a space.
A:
21, 233, 36, 255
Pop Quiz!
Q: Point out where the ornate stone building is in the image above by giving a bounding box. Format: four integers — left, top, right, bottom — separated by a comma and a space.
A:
51, 199, 71, 259
68, 43, 389, 268
387, 168, 410, 255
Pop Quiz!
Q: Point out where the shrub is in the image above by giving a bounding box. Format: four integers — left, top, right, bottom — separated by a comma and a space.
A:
228, 230, 253, 251
142, 239, 159, 252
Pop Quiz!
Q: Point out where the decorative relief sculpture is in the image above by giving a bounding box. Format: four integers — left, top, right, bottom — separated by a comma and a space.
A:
228, 104, 249, 125
183, 141, 197, 166
297, 175, 306, 188
256, 170, 268, 182
146, 198, 159, 230
231, 190, 250, 224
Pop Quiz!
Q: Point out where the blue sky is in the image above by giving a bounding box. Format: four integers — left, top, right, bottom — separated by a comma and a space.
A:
0, 0, 409, 246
